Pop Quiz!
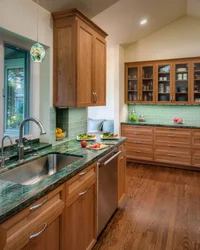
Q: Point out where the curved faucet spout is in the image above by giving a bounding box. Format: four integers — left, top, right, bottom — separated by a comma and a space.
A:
18, 117, 46, 162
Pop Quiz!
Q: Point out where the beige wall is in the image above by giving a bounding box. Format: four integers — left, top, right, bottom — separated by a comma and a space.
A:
125, 15, 200, 62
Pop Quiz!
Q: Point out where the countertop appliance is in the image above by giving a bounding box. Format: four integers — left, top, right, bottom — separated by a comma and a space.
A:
97, 149, 121, 236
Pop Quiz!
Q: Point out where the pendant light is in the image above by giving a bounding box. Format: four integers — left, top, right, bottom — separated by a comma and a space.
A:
30, 0, 46, 62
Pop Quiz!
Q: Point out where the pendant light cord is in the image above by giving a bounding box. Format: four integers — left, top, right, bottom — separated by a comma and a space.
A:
37, 0, 39, 42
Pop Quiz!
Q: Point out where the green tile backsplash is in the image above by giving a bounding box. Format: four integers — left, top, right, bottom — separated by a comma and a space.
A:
49, 107, 88, 144
128, 105, 200, 123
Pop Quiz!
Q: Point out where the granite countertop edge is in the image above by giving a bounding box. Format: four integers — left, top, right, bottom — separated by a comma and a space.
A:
121, 121, 200, 129
0, 137, 127, 224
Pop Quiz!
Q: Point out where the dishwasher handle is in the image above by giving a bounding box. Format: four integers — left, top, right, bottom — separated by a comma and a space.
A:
103, 151, 121, 166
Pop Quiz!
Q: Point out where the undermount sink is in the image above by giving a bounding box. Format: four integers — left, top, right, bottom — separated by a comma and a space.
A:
0, 154, 82, 186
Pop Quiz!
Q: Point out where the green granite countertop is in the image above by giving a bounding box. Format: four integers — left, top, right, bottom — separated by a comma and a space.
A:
121, 121, 200, 129
0, 137, 126, 224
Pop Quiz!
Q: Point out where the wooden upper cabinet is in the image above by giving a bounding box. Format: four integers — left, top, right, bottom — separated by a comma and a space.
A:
52, 9, 107, 108
93, 34, 106, 106
125, 57, 200, 105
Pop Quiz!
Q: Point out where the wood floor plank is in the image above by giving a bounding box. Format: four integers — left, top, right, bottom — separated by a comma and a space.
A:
94, 163, 200, 250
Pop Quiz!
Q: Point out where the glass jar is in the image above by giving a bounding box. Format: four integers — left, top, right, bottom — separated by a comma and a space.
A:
129, 110, 137, 121
138, 115, 145, 122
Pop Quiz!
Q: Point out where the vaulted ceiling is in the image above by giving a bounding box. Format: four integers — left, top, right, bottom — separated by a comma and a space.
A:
32, 0, 119, 18
33, 0, 200, 46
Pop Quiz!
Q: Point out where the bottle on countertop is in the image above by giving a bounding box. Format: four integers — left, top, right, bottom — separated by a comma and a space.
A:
129, 110, 137, 121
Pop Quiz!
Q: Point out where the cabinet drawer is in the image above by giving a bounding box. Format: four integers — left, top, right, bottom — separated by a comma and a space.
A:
155, 144, 191, 155
122, 125, 153, 133
66, 162, 96, 206
193, 137, 200, 147
126, 147, 153, 161
193, 129, 200, 137
192, 155, 200, 167
1, 185, 64, 250
155, 152, 191, 166
154, 127, 192, 136
193, 148, 200, 156
154, 134, 191, 145
127, 141, 153, 150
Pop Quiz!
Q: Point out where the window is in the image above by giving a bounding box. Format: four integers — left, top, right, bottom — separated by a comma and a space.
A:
4, 44, 30, 137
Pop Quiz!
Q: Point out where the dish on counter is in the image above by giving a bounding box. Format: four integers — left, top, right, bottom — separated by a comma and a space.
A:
86, 142, 109, 150
100, 132, 119, 140
77, 133, 96, 140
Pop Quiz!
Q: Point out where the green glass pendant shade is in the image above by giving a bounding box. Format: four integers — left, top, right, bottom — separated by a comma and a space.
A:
30, 42, 45, 62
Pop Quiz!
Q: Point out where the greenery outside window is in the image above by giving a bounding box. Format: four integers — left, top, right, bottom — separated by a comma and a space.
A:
4, 44, 30, 137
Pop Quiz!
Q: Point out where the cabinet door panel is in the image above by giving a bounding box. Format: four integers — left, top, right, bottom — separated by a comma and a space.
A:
191, 61, 200, 104
22, 218, 60, 250
93, 35, 106, 106
118, 151, 126, 205
64, 184, 96, 250
77, 23, 93, 107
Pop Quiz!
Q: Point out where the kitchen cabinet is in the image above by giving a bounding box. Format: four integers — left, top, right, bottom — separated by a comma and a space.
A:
125, 57, 200, 105
121, 124, 200, 169
62, 162, 97, 250
118, 143, 126, 205
52, 9, 107, 107
0, 185, 64, 250
125, 63, 155, 103
191, 60, 200, 104
121, 125, 154, 161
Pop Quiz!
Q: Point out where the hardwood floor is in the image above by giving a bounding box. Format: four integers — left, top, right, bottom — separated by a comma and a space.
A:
94, 163, 200, 250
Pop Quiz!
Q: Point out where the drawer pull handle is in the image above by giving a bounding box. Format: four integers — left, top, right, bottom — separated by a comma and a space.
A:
133, 132, 138, 135
120, 156, 125, 160
168, 128, 176, 130
168, 154, 176, 157
30, 223, 47, 239
168, 144, 175, 147
133, 141, 139, 144
135, 150, 141, 153
30, 197, 48, 211
79, 170, 88, 176
79, 188, 88, 196
168, 135, 176, 138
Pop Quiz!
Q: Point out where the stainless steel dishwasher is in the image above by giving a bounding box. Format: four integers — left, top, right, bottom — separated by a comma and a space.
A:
97, 149, 121, 236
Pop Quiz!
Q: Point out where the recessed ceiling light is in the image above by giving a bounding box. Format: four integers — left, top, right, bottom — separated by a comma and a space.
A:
140, 19, 147, 25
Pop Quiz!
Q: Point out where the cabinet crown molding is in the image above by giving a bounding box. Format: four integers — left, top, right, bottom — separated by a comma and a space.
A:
52, 8, 108, 38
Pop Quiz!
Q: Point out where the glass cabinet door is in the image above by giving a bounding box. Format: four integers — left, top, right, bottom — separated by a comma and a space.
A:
174, 63, 189, 103
127, 67, 139, 102
157, 64, 171, 103
142, 66, 154, 102
193, 62, 200, 103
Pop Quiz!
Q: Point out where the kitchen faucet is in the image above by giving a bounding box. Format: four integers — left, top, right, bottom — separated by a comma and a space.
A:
1, 136, 13, 168
18, 117, 46, 162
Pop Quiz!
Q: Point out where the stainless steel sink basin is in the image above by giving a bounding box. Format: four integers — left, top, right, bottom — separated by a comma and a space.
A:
0, 154, 82, 185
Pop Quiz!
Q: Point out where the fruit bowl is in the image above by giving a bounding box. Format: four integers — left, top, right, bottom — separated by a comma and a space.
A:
172, 118, 184, 124
56, 132, 66, 141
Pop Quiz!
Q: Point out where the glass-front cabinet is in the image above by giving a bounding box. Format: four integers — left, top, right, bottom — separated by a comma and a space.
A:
126, 66, 139, 103
125, 58, 200, 105
156, 63, 172, 104
141, 65, 154, 103
192, 61, 200, 104
174, 62, 190, 104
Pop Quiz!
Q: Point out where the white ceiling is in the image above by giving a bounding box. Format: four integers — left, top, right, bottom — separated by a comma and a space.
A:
33, 0, 200, 46
32, 0, 119, 18
92, 0, 187, 46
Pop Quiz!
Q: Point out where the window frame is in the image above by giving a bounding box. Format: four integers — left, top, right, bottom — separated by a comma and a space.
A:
0, 33, 40, 145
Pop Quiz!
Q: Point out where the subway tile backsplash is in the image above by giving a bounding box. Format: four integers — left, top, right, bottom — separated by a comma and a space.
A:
49, 107, 88, 144
128, 105, 200, 123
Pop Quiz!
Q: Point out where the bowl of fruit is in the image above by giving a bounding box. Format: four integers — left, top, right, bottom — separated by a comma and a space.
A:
173, 118, 184, 124
56, 128, 66, 140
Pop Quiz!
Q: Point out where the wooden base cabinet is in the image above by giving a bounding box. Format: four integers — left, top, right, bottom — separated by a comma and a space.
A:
0, 186, 64, 250
52, 9, 107, 108
118, 143, 126, 205
62, 163, 97, 250
121, 124, 200, 169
